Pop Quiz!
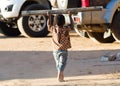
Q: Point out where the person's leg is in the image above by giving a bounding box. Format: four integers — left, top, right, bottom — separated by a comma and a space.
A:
57, 71, 64, 82
53, 51, 59, 70
53, 50, 68, 82
57, 50, 68, 82
53, 51, 62, 81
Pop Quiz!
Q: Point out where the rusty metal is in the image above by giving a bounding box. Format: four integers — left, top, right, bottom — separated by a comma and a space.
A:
21, 6, 103, 16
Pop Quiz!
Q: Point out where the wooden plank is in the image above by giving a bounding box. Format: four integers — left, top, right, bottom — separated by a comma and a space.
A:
21, 6, 103, 16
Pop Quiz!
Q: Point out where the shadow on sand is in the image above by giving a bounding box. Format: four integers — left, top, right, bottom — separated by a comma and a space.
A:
0, 49, 120, 81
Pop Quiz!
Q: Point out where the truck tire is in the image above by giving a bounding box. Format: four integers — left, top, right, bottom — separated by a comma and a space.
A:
0, 22, 21, 37
87, 32, 115, 43
17, 4, 49, 37
111, 11, 120, 42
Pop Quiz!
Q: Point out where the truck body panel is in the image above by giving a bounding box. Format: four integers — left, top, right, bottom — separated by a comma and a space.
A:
74, 0, 120, 24
105, 0, 119, 23
0, 0, 51, 19
0, 0, 26, 18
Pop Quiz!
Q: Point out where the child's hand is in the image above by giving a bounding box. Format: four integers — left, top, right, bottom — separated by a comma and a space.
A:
47, 11, 51, 16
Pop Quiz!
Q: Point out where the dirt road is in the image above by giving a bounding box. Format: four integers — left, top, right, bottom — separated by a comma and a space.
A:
0, 33, 120, 86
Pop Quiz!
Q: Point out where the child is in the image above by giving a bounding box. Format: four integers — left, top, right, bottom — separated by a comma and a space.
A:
47, 13, 74, 82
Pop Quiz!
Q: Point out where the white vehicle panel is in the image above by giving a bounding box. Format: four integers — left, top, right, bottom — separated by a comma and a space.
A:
0, 0, 26, 19
57, 0, 68, 9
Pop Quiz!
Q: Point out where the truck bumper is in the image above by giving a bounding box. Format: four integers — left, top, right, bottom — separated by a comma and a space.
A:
73, 9, 108, 25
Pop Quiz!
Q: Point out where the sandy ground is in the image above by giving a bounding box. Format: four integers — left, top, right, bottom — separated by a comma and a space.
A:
0, 32, 120, 86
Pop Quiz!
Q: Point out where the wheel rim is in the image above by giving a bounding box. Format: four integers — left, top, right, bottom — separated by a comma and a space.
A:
28, 15, 46, 32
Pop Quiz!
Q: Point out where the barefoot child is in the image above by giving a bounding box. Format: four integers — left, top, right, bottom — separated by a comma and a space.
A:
47, 13, 74, 82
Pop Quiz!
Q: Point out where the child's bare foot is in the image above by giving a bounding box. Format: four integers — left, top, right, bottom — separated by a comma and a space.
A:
57, 71, 65, 82
58, 79, 65, 82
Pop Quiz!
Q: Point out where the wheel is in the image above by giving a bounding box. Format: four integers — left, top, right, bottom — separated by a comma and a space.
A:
87, 32, 115, 43
111, 11, 120, 42
0, 22, 21, 37
17, 4, 49, 37
74, 25, 89, 38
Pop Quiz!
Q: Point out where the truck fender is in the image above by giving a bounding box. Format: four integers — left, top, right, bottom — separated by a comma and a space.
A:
0, 0, 26, 18
104, 0, 119, 23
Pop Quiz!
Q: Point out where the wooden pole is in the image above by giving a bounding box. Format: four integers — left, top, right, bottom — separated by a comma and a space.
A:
21, 6, 103, 16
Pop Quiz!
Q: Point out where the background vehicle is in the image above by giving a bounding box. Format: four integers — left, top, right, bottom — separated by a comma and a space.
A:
54, 0, 120, 43
0, 0, 120, 44
0, 0, 51, 37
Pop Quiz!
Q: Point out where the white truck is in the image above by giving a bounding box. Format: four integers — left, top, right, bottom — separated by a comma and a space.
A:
0, 0, 51, 37
52, 0, 120, 43
0, 0, 120, 43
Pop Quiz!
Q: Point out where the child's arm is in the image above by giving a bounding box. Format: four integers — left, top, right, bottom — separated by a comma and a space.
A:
69, 12, 74, 30
47, 14, 51, 31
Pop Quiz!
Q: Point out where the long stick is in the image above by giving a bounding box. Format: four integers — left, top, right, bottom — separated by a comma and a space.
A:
21, 6, 103, 16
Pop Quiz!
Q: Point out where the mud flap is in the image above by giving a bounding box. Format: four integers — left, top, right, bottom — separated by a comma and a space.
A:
104, 28, 111, 38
